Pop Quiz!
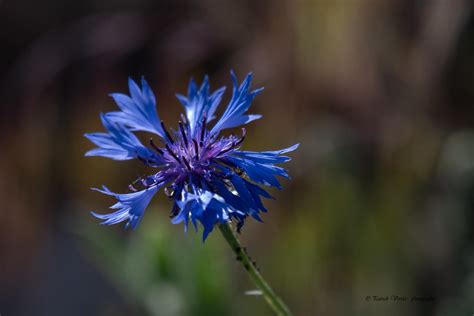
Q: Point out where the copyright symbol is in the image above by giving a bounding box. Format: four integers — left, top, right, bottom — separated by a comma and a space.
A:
365, 296, 371, 301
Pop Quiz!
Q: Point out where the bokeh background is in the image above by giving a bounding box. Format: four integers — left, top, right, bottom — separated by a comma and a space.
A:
1, 0, 473, 315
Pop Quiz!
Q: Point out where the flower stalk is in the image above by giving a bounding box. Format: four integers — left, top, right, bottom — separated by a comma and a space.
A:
219, 223, 292, 316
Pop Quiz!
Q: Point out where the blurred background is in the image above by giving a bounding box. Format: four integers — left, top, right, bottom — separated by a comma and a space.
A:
0, 0, 473, 315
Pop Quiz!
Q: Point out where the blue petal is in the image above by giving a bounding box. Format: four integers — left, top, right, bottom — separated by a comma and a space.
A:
210, 71, 263, 135
228, 175, 267, 221
242, 178, 273, 213
106, 77, 165, 137
171, 189, 234, 241
234, 144, 300, 163
176, 76, 226, 137
225, 144, 299, 188
228, 156, 284, 188
85, 114, 163, 162
91, 185, 160, 229
209, 176, 262, 221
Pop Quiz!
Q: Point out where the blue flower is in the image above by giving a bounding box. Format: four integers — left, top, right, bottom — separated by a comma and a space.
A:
85, 72, 298, 240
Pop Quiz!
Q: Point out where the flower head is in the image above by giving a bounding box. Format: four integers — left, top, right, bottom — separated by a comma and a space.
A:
85, 72, 298, 240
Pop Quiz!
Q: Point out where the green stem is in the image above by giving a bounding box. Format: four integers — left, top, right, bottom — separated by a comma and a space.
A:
218, 223, 293, 316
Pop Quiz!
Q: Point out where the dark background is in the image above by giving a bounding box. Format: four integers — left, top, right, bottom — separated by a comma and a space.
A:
1, 0, 473, 315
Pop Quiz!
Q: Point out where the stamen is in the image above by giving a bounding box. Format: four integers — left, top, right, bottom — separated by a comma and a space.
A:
178, 121, 189, 148
149, 138, 164, 155
165, 144, 181, 163
219, 143, 235, 156
234, 128, 247, 146
182, 156, 191, 170
200, 115, 207, 144
192, 139, 199, 159
164, 186, 175, 199
161, 120, 175, 144
129, 175, 145, 191
180, 113, 188, 126
142, 177, 157, 187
